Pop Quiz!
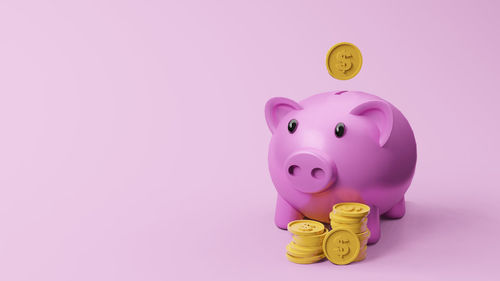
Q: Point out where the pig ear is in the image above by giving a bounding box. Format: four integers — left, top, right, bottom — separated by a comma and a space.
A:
350, 100, 394, 147
265, 97, 302, 133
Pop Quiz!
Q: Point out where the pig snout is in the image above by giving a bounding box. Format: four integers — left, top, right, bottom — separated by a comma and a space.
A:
284, 151, 337, 193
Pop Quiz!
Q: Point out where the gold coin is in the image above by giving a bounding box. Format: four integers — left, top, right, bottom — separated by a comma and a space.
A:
323, 229, 360, 265
330, 214, 368, 224
286, 252, 325, 264
330, 222, 368, 233
354, 245, 367, 262
286, 250, 323, 259
326, 42, 363, 80
292, 229, 327, 247
292, 234, 326, 247
354, 250, 366, 262
359, 237, 369, 247
332, 202, 370, 218
287, 220, 325, 236
329, 211, 366, 221
359, 241, 368, 249
357, 230, 371, 241
286, 242, 323, 257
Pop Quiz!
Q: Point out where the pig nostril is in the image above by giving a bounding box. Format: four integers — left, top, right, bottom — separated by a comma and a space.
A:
311, 168, 325, 179
288, 165, 300, 176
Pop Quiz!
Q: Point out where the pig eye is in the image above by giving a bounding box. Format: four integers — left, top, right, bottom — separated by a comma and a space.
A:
288, 119, 298, 134
335, 122, 345, 138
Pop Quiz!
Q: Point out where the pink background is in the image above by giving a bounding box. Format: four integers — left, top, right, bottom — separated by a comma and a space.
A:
1, 1, 499, 280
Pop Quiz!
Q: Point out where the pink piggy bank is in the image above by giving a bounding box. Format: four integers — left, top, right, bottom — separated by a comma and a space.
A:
265, 91, 416, 244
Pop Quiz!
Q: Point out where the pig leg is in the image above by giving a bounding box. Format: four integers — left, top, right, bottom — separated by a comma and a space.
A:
367, 206, 380, 244
275, 195, 303, 229
382, 197, 406, 219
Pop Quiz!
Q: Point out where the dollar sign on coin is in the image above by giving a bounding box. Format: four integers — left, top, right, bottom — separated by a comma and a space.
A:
299, 223, 314, 232
335, 49, 352, 73
287, 220, 325, 236
326, 42, 363, 80
332, 236, 351, 259
333, 202, 370, 217
323, 229, 360, 265
340, 205, 363, 212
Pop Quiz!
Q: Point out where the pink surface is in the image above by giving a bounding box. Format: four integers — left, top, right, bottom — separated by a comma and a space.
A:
0, 1, 499, 280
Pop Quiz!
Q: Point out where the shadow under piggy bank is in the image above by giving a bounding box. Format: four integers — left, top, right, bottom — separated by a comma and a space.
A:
366, 201, 470, 261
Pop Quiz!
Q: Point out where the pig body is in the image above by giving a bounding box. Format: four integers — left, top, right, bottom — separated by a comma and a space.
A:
265, 91, 417, 244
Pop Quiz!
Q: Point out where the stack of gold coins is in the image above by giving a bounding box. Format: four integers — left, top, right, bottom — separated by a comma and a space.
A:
286, 220, 327, 264
328, 202, 371, 263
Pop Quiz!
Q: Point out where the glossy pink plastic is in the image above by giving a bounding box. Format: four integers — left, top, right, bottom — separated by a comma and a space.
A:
265, 91, 417, 244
